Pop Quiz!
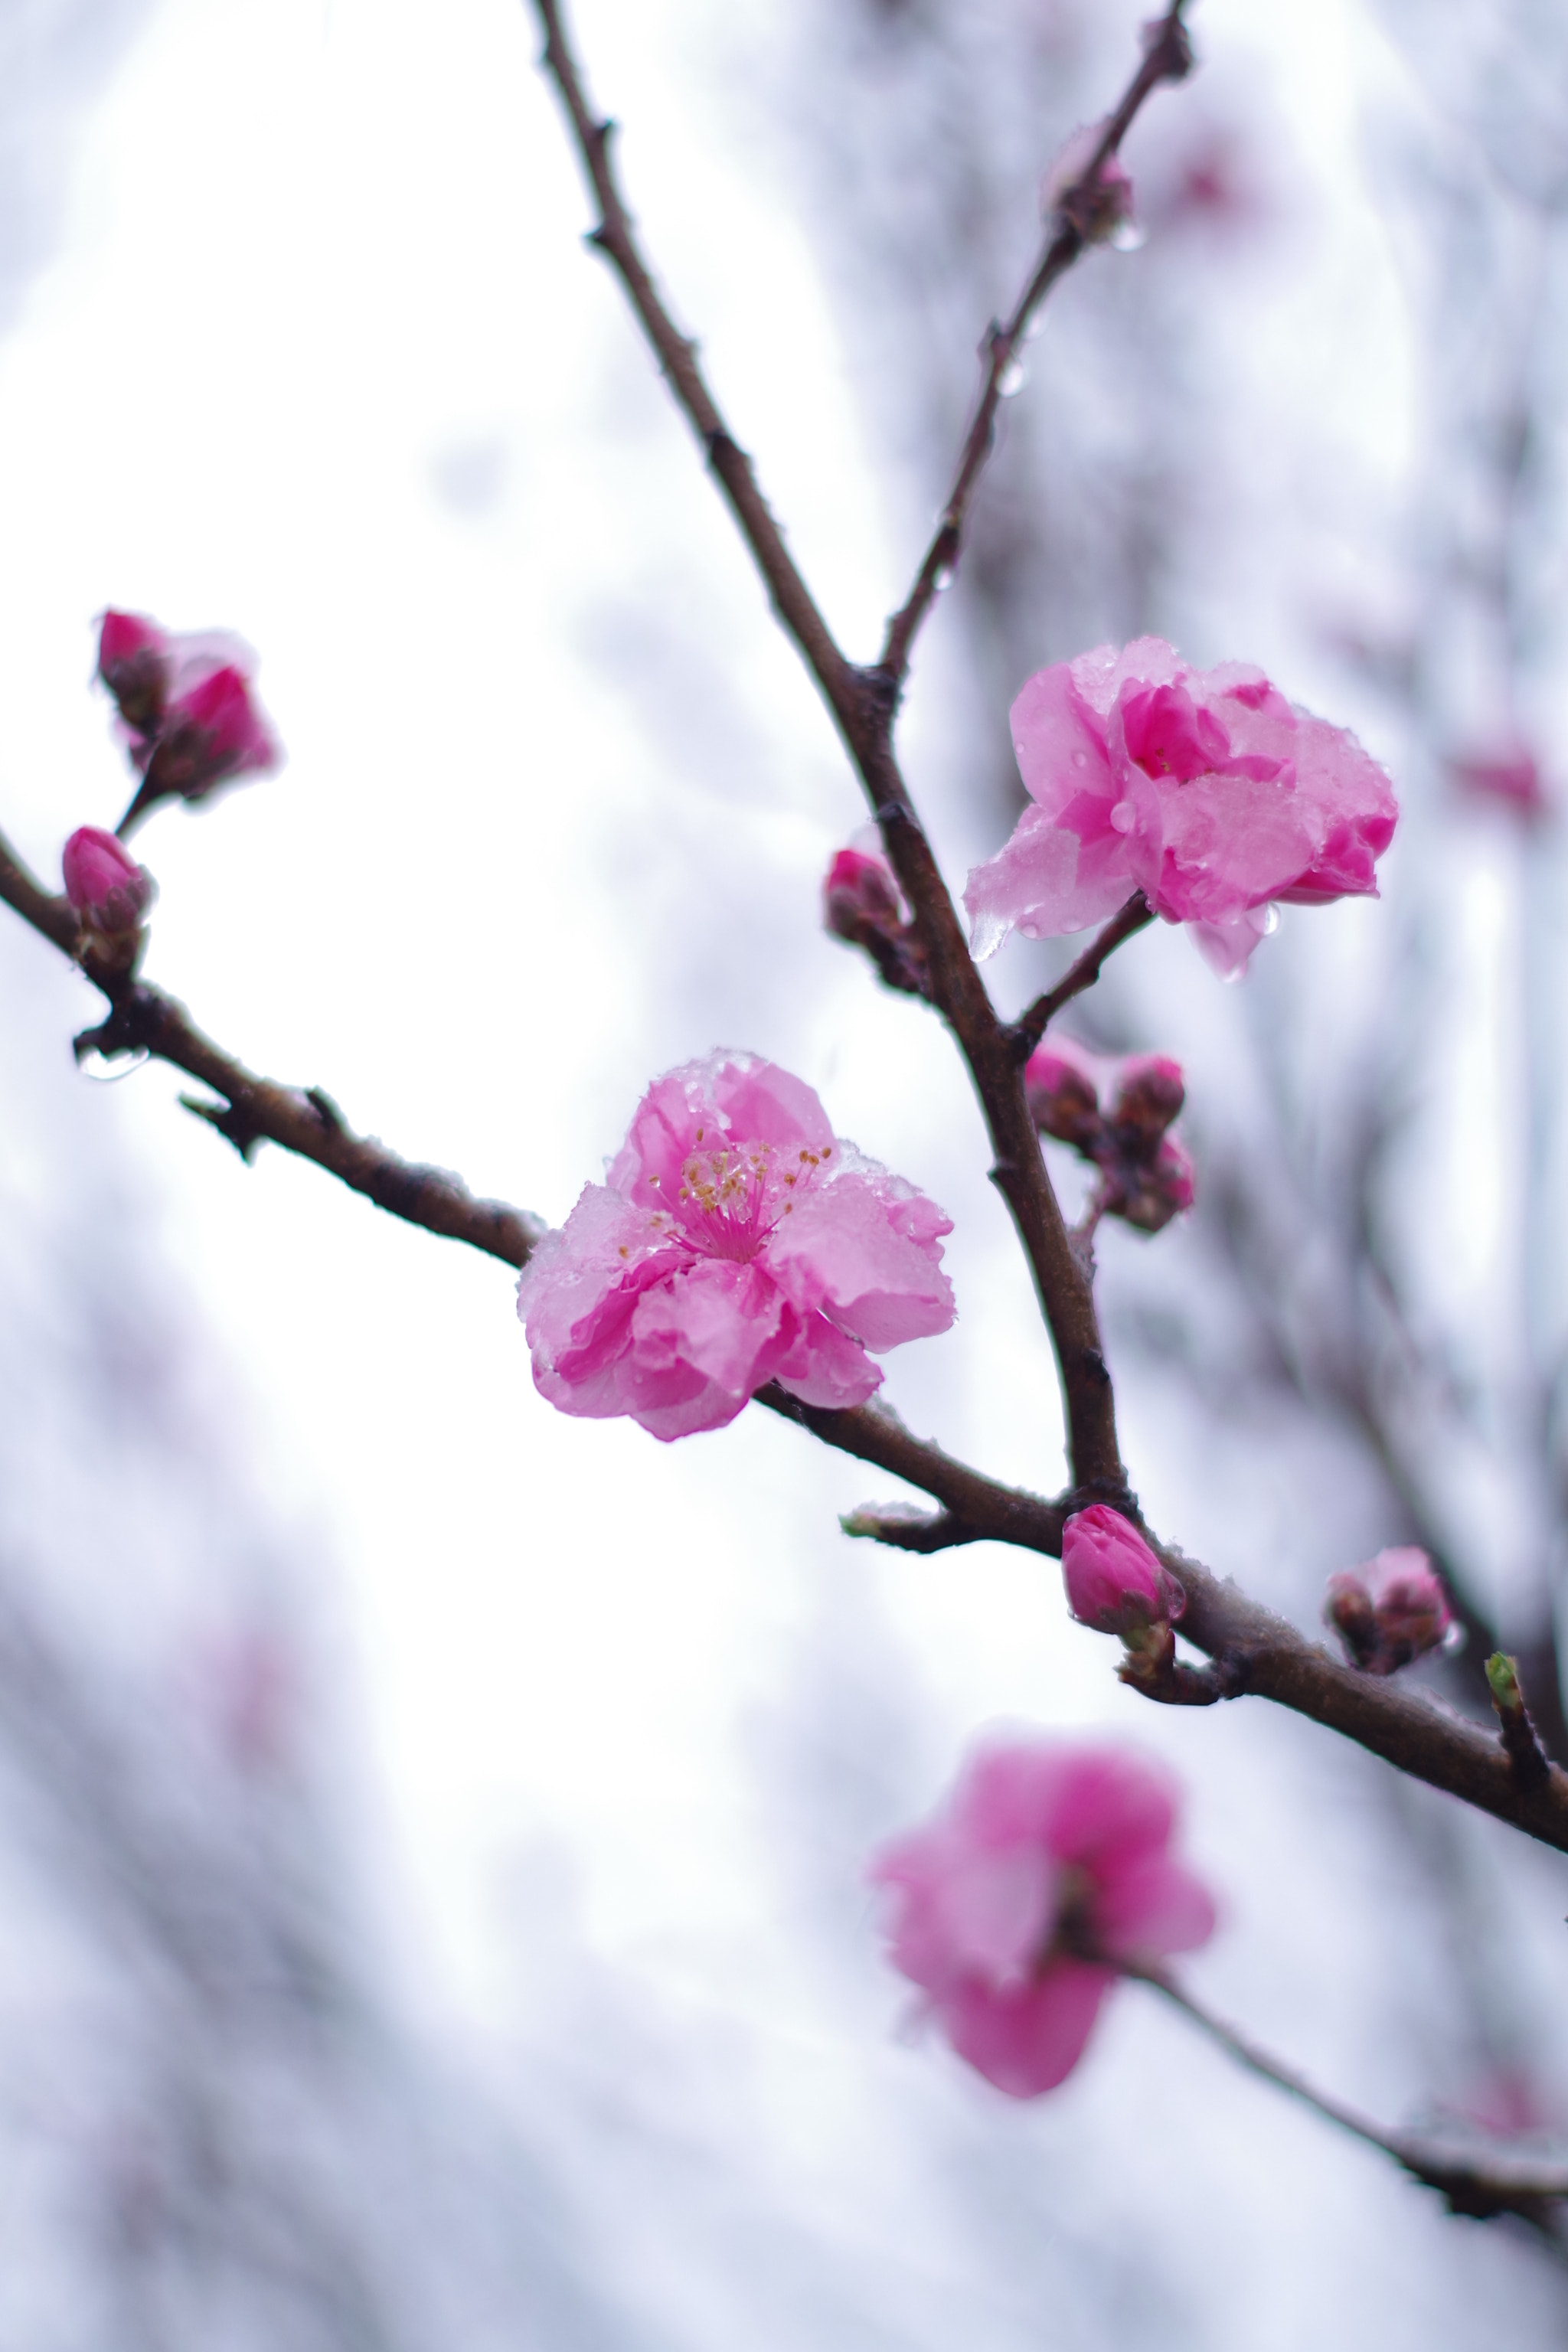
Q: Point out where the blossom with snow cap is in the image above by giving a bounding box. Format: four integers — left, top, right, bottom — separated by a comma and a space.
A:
869, 1740, 1216, 2097
517, 1051, 955, 1442
965, 637, 1397, 976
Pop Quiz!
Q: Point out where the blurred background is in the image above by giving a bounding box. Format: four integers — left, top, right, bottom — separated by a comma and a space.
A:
2, 0, 1568, 2341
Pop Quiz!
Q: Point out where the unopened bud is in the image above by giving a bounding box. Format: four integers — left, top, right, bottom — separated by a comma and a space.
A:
1062, 1504, 1186, 1638
1112, 1133, 1196, 1233
96, 609, 173, 742
63, 825, 154, 936
1106, 1054, 1185, 1147
139, 664, 280, 807
1326, 1546, 1452, 1675
822, 845, 930, 998
1044, 124, 1138, 247
1024, 1038, 1104, 1149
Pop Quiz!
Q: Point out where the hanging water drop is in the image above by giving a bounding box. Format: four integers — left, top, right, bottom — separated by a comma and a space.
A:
997, 355, 1027, 397
1110, 220, 1147, 254
78, 1044, 150, 1083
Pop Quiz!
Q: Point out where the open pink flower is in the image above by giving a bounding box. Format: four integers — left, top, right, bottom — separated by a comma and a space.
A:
965, 638, 1397, 975
517, 1051, 955, 1442
870, 1740, 1216, 2097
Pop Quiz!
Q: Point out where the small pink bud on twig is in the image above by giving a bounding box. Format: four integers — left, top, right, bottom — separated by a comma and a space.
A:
1043, 125, 1139, 249
62, 825, 155, 973
96, 609, 174, 740
822, 844, 932, 998
1063, 1504, 1185, 1637
1325, 1547, 1452, 1676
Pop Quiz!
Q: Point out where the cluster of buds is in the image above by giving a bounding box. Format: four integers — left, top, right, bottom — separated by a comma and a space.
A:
1024, 1035, 1194, 1233
62, 825, 155, 976
1324, 1547, 1453, 1677
97, 609, 281, 833
822, 845, 931, 999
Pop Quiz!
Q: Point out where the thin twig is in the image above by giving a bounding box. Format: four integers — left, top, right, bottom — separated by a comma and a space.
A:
531, 0, 1140, 1504
1135, 1968, 1568, 2239
877, 5, 1194, 691
1011, 893, 1155, 1061
0, 827, 541, 1269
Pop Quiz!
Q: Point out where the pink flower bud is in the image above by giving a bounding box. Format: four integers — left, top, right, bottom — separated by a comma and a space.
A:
141, 663, 280, 804
1044, 124, 1138, 247
822, 845, 930, 998
96, 609, 173, 741
1325, 1546, 1452, 1675
62, 825, 155, 937
1106, 1054, 1184, 1147
1024, 1037, 1104, 1149
1062, 1504, 1186, 1636
1111, 1132, 1196, 1234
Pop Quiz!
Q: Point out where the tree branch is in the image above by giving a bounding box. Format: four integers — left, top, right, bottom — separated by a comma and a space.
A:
9, 815, 1568, 1851
877, 5, 1194, 691
0, 827, 541, 1269
1137, 1968, 1568, 2243
1010, 893, 1155, 1060
530, 0, 1145, 1504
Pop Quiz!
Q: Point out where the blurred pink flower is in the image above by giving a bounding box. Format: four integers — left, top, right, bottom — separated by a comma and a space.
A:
965, 638, 1398, 975
517, 1050, 955, 1441
1063, 1504, 1186, 1636
869, 1741, 1216, 2097
1325, 1545, 1452, 1676
62, 825, 154, 936
1450, 750, 1547, 817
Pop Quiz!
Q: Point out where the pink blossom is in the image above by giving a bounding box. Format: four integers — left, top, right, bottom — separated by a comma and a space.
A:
965, 638, 1398, 975
869, 1740, 1216, 2097
1325, 1545, 1452, 1676
517, 1051, 955, 1441
62, 825, 154, 936
822, 845, 930, 998
1062, 1504, 1186, 1636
